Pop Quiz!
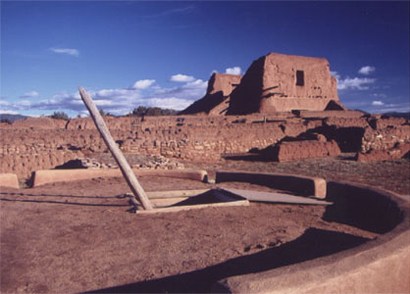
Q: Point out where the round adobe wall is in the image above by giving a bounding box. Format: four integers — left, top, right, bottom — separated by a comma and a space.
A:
213, 179, 410, 293
12, 168, 410, 292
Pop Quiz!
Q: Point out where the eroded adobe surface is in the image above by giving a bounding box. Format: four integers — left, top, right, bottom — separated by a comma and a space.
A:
228, 52, 340, 114
1, 112, 409, 179
181, 52, 342, 116
180, 73, 241, 115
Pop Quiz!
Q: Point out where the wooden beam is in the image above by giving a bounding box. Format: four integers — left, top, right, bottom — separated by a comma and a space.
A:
146, 189, 210, 199
220, 188, 332, 205
151, 197, 189, 208
136, 200, 249, 215
79, 87, 153, 210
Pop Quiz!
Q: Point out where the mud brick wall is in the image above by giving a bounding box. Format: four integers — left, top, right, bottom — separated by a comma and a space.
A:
274, 140, 341, 162
0, 116, 293, 178
117, 121, 289, 160
362, 117, 410, 152
0, 129, 84, 178
1, 114, 409, 179
228, 53, 339, 114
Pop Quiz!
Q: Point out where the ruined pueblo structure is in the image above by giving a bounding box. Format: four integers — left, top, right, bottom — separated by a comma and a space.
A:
0, 52, 409, 180
1, 52, 410, 294
182, 52, 344, 116
180, 73, 241, 115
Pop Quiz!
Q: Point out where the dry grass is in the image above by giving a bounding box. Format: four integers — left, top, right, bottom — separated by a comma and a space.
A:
185, 156, 410, 196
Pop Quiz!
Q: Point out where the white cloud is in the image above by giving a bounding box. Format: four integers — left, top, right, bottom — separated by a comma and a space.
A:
95, 88, 139, 100
338, 77, 376, 90
225, 66, 242, 75
170, 74, 195, 83
372, 100, 384, 106
148, 97, 193, 110
358, 66, 375, 75
94, 99, 113, 106
332, 71, 375, 91
183, 79, 208, 89
0, 99, 10, 106
0, 75, 208, 116
132, 79, 156, 89
365, 100, 410, 113
20, 91, 39, 98
330, 71, 340, 79
0, 110, 19, 115
17, 100, 32, 107
50, 47, 80, 57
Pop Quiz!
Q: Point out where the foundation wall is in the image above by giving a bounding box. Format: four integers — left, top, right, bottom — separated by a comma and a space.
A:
1, 114, 409, 179
214, 182, 410, 293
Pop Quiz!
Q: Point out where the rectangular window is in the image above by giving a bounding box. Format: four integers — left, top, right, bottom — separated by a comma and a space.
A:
296, 70, 304, 86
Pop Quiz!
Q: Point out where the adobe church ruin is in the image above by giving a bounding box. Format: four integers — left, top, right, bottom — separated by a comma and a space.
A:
182, 52, 345, 115
180, 73, 241, 115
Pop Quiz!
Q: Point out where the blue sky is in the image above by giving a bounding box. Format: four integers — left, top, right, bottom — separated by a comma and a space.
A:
1, 1, 409, 117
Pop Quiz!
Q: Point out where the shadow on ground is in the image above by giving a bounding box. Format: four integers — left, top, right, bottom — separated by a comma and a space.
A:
87, 228, 369, 293
0, 192, 129, 207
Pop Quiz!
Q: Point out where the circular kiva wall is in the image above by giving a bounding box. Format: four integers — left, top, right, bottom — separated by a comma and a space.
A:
2, 169, 408, 293
212, 172, 410, 293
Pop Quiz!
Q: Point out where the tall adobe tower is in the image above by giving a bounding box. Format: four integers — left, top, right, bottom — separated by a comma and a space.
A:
227, 52, 342, 114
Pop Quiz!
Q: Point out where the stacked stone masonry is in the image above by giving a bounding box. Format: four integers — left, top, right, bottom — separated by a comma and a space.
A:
1, 113, 409, 179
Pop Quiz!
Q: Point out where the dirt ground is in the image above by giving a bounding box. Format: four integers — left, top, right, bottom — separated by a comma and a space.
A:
1, 157, 408, 293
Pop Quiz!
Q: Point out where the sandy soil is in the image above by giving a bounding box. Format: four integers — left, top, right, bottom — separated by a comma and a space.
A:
1, 157, 408, 293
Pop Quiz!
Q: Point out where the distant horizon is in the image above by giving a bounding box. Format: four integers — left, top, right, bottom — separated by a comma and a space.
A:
1, 1, 409, 117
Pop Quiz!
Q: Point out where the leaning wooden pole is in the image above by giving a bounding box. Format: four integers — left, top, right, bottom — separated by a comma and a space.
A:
79, 87, 153, 210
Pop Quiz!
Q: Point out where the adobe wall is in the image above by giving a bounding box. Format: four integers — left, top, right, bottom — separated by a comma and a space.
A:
272, 140, 341, 162
228, 53, 339, 114
1, 113, 409, 179
214, 181, 410, 294
180, 73, 241, 115
263, 53, 338, 100
363, 117, 410, 152
0, 116, 288, 178
208, 73, 241, 97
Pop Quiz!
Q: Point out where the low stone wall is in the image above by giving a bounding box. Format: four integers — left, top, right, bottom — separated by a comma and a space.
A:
356, 143, 410, 162
32, 168, 208, 187
213, 181, 410, 293
1, 114, 409, 178
273, 140, 340, 162
0, 173, 19, 189
362, 122, 410, 153
216, 170, 326, 198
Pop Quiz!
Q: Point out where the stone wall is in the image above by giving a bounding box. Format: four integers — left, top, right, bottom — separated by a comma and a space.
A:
1, 113, 409, 179
362, 117, 410, 152
268, 140, 341, 162
0, 116, 290, 178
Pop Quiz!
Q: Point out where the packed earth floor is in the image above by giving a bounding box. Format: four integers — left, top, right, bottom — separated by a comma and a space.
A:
1, 156, 409, 293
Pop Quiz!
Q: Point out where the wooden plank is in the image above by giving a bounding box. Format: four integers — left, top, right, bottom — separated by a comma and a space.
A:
79, 88, 153, 210
146, 189, 210, 199
215, 171, 327, 198
0, 173, 19, 189
221, 188, 332, 205
136, 200, 250, 215
32, 169, 208, 188
151, 197, 189, 208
